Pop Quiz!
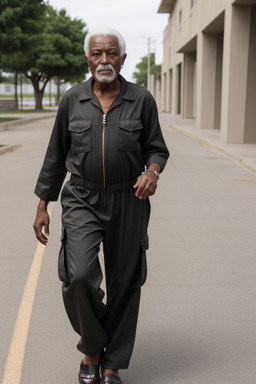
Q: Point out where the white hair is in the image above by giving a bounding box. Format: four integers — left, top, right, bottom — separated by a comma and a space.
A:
84, 27, 126, 57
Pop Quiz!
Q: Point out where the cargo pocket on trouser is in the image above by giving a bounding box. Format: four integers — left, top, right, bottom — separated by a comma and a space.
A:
132, 234, 149, 288
58, 226, 70, 283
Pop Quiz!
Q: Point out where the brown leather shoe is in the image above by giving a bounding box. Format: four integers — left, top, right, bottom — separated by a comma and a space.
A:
100, 374, 122, 384
78, 362, 100, 384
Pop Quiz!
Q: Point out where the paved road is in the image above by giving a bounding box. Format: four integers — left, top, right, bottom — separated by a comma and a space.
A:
1, 114, 256, 384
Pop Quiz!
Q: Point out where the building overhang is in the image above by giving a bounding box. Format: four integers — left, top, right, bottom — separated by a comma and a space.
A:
158, 0, 176, 14
177, 36, 197, 53
233, 0, 256, 5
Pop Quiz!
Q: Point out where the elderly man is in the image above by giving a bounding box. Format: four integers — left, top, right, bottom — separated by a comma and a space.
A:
33, 27, 169, 384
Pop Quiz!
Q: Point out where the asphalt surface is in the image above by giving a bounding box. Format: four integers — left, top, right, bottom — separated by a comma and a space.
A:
0, 111, 256, 384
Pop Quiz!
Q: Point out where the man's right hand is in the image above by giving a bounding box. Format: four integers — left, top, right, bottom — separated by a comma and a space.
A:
33, 200, 50, 245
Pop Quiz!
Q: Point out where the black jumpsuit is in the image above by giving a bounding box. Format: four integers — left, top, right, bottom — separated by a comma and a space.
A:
35, 75, 169, 370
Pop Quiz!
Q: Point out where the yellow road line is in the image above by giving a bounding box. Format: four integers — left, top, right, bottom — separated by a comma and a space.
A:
1, 202, 54, 384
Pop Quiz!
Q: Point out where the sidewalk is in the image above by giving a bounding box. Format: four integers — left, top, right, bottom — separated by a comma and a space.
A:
160, 113, 256, 174
0, 109, 57, 155
1, 111, 256, 175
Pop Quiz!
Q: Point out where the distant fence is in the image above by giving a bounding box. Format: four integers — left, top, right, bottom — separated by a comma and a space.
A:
0, 99, 18, 110
0, 97, 57, 110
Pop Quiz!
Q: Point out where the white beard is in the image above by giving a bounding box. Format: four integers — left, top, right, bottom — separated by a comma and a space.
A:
94, 64, 117, 83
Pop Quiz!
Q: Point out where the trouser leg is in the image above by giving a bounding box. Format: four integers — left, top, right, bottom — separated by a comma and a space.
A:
101, 190, 150, 369
59, 183, 150, 366
59, 188, 108, 355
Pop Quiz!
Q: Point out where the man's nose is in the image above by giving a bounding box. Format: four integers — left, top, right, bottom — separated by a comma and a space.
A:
100, 52, 109, 63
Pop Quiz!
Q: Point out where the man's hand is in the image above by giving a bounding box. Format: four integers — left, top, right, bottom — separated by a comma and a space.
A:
33, 200, 50, 245
133, 170, 158, 200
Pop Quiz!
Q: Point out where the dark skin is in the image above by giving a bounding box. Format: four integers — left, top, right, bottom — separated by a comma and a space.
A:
33, 33, 161, 377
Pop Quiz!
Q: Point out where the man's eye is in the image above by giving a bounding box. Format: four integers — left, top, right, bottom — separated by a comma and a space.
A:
108, 52, 117, 56
92, 52, 100, 57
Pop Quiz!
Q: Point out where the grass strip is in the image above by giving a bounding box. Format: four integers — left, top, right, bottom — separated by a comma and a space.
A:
0, 109, 55, 114
0, 117, 21, 123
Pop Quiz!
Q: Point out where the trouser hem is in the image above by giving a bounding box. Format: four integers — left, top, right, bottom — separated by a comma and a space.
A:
101, 364, 129, 370
77, 343, 106, 357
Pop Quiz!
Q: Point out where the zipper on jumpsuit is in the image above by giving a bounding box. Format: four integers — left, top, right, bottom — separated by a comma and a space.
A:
102, 113, 107, 210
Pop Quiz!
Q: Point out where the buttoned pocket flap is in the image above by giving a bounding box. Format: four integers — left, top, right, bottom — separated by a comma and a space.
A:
68, 120, 92, 133
119, 119, 143, 132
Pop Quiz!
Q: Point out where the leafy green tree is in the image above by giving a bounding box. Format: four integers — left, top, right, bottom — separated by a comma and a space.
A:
31, 6, 88, 107
0, 0, 45, 52
0, 2, 88, 109
132, 53, 161, 87
0, 0, 46, 105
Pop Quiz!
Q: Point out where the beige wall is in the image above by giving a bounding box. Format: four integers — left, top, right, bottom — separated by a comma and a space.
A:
157, 0, 256, 143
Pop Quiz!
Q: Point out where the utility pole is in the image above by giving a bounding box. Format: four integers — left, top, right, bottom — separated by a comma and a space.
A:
147, 37, 151, 93
143, 36, 153, 92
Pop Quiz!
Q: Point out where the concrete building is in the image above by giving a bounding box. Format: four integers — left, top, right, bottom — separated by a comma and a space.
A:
157, 0, 256, 143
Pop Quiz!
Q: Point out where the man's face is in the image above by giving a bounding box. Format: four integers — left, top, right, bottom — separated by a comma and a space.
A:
86, 34, 126, 84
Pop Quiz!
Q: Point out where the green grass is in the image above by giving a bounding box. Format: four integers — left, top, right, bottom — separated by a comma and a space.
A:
0, 93, 57, 98
0, 117, 21, 123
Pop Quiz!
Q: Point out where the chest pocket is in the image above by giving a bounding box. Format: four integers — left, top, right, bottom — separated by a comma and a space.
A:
119, 119, 143, 151
68, 120, 92, 153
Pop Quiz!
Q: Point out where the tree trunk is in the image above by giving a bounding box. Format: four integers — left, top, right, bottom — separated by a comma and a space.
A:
34, 89, 43, 109
30, 75, 49, 110
54, 77, 62, 105
20, 74, 23, 110
14, 72, 19, 109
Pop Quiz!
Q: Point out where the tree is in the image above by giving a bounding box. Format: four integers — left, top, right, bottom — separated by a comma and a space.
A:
132, 53, 161, 87
0, 2, 88, 109
29, 6, 88, 107
0, 0, 46, 53
0, 0, 46, 106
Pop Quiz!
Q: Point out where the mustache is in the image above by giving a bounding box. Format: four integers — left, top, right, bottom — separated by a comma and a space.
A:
96, 64, 114, 72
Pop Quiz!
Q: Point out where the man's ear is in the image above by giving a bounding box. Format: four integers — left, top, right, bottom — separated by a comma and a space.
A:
121, 53, 127, 65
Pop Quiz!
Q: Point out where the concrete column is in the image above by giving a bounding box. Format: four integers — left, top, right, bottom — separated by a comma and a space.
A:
172, 66, 177, 114
163, 72, 167, 111
214, 33, 224, 130
172, 66, 178, 114
244, 5, 256, 143
165, 70, 170, 113
221, 5, 251, 143
174, 63, 182, 114
155, 76, 162, 111
183, 52, 196, 118
168, 68, 173, 113
160, 71, 166, 112
197, 33, 218, 129
196, 32, 203, 128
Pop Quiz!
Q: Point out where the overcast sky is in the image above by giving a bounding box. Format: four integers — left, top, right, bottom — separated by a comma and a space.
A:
49, 0, 169, 82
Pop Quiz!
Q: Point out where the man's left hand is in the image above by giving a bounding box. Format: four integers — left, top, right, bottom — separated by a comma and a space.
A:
133, 171, 158, 200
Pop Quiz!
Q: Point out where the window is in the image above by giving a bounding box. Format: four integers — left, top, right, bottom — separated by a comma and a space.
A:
179, 8, 183, 26
4, 85, 11, 94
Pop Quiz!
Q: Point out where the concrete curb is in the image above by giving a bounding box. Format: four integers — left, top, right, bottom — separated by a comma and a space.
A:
0, 112, 56, 156
0, 144, 21, 156
171, 124, 256, 174
0, 113, 56, 131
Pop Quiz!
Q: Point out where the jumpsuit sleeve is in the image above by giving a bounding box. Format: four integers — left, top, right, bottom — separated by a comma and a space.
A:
34, 96, 70, 201
140, 93, 170, 172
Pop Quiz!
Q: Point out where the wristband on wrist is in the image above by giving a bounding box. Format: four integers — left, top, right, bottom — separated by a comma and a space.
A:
143, 169, 160, 180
